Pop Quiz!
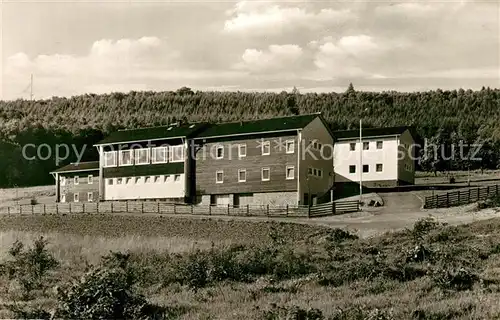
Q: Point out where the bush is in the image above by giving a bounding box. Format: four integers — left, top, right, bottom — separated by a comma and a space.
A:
3, 237, 59, 299
326, 229, 358, 244
406, 244, 433, 263
329, 306, 394, 320
412, 217, 440, 240
56, 266, 166, 319
431, 267, 478, 291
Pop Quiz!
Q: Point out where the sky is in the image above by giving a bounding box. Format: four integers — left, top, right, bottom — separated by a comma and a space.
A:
0, 0, 499, 100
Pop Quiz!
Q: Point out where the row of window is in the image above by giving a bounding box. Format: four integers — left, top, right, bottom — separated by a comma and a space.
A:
307, 167, 324, 178
349, 164, 384, 174
106, 174, 182, 186
350, 141, 384, 151
214, 140, 295, 160
215, 166, 295, 183
104, 145, 184, 167
60, 175, 93, 186
60, 192, 94, 203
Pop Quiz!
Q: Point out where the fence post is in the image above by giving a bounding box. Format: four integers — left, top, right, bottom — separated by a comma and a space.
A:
158, 202, 160, 214
286, 204, 289, 216
56, 203, 59, 215
487, 186, 490, 196
141, 202, 144, 213
267, 204, 269, 216
126, 201, 129, 213
228, 204, 230, 215
468, 189, 471, 203
69, 203, 72, 214
307, 205, 311, 218
111, 202, 113, 213
446, 193, 449, 207
7, 206, 10, 215
209, 205, 211, 215
497, 184, 499, 196
246, 204, 249, 216
32, 205, 34, 215
83, 203, 85, 214
173, 203, 176, 214
477, 188, 480, 201
191, 204, 194, 215
332, 201, 335, 215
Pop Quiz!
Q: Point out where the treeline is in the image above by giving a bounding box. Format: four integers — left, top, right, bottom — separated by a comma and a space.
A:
0, 85, 499, 187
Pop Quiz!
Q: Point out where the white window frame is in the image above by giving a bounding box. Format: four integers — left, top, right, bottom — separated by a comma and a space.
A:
238, 144, 247, 158
363, 142, 370, 150
169, 145, 184, 163
318, 169, 323, 178
349, 165, 356, 174
60, 193, 66, 203
134, 148, 150, 165
119, 149, 133, 166
107, 178, 114, 185
135, 177, 141, 184
152, 146, 168, 164
261, 167, 270, 181
349, 143, 356, 151
117, 178, 123, 185
238, 169, 246, 182
104, 151, 117, 167
376, 163, 383, 172
88, 175, 93, 184
155, 175, 162, 183
74, 193, 79, 203
215, 145, 224, 160
74, 176, 79, 185
261, 141, 270, 155
363, 164, 369, 173
87, 192, 93, 202
377, 141, 383, 149
145, 176, 152, 183
286, 165, 295, 180
216, 170, 224, 183
285, 140, 295, 154
174, 174, 181, 182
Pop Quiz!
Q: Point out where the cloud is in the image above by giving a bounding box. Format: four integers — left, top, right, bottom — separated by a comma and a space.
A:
224, 1, 353, 36
236, 44, 303, 72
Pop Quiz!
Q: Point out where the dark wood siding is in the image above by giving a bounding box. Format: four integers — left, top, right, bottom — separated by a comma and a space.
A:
195, 134, 298, 195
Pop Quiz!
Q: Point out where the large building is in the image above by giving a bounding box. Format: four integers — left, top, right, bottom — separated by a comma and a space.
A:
51, 114, 415, 205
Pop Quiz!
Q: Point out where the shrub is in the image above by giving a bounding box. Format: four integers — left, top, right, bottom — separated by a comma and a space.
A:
326, 229, 358, 244
55, 266, 166, 319
431, 267, 478, 291
406, 244, 433, 263
412, 217, 440, 240
4, 237, 59, 299
329, 306, 394, 320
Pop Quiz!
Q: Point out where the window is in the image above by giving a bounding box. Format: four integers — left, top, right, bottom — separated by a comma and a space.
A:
74, 176, 79, 185
377, 141, 383, 149
134, 148, 150, 165
60, 176, 66, 186
216, 170, 224, 183
313, 168, 317, 176
60, 193, 66, 203
74, 193, 79, 203
363, 142, 369, 150
286, 140, 295, 154
261, 141, 270, 155
119, 149, 133, 166
155, 175, 162, 183
308, 168, 313, 175
349, 165, 356, 174
152, 146, 168, 163
87, 192, 93, 202
261, 167, 270, 181
107, 178, 114, 185
238, 169, 246, 182
126, 177, 132, 184
215, 145, 224, 159
238, 144, 247, 157
286, 166, 295, 180
313, 141, 318, 149
318, 169, 323, 178
117, 178, 123, 185
350, 143, 356, 151
376, 164, 383, 172
318, 143, 323, 151
135, 177, 141, 184
363, 165, 369, 173
170, 145, 184, 162
164, 175, 171, 183
174, 174, 181, 182
104, 151, 117, 167
145, 176, 151, 183
88, 175, 93, 184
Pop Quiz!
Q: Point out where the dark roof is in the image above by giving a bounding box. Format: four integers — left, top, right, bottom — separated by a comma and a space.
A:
195, 113, 321, 139
333, 126, 413, 140
52, 161, 99, 173
96, 123, 207, 145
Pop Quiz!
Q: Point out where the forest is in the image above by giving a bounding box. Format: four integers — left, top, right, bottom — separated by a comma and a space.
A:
0, 85, 499, 187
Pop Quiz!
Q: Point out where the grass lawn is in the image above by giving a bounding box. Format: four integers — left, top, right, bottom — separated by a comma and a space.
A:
1, 214, 500, 319
415, 169, 500, 185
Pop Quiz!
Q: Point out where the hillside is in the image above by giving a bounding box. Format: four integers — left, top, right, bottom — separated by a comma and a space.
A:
0, 87, 500, 187
1, 215, 500, 319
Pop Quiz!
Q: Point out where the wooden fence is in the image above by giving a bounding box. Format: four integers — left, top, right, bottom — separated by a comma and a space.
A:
424, 184, 500, 209
0, 200, 360, 218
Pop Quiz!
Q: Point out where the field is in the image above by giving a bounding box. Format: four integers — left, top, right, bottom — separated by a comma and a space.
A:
2, 214, 500, 319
